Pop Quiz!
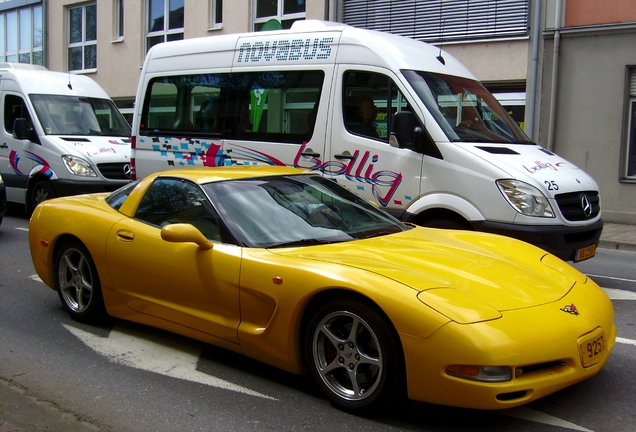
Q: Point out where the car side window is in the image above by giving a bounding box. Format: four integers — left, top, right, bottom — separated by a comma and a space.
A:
135, 178, 225, 242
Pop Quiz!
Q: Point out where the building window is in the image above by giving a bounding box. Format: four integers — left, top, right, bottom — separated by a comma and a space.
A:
210, 0, 222, 29
68, 3, 97, 71
147, 0, 184, 52
343, 0, 529, 43
0, 5, 44, 65
116, 0, 125, 39
626, 69, 636, 179
253, 0, 305, 31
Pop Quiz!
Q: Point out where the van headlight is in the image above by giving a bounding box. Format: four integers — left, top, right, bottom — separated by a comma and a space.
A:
62, 155, 97, 177
496, 179, 554, 217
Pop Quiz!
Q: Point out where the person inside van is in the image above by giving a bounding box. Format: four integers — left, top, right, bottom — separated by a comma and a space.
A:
347, 96, 379, 138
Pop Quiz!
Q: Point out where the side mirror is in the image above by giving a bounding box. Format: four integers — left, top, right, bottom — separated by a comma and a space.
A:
391, 111, 419, 150
161, 223, 213, 250
13, 118, 40, 143
13, 118, 29, 140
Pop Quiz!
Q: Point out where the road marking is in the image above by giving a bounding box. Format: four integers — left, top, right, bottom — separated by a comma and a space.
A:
501, 406, 593, 431
15, 227, 29, 231
602, 288, 636, 300
617, 337, 636, 346
29, 275, 42, 282
63, 322, 277, 401
589, 274, 636, 284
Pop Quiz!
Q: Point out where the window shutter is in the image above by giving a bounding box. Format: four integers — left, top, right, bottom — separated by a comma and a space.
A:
343, 0, 529, 43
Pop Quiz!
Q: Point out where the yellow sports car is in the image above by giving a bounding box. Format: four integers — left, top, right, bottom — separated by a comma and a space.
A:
29, 166, 615, 412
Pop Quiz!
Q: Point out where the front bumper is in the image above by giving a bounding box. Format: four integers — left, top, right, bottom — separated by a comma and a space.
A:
401, 278, 615, 409
50, 178, 130, 197
471, 219, 604, 262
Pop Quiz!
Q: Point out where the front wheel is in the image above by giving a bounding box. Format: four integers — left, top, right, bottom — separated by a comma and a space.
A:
55, 240, 106, 322
29, 180, 56, 213
304, 298, 405, 412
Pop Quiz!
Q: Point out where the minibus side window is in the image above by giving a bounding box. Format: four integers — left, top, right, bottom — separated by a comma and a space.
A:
140, 70, 325, 144
342, 71, 415, 143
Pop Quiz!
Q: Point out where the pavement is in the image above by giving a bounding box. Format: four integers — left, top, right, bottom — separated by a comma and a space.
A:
598, 223, 636, 252
1, 223, 635, 432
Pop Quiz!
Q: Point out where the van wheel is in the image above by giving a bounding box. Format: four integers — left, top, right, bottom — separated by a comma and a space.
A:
29, 180, 56, 213
422, 218, 470, 230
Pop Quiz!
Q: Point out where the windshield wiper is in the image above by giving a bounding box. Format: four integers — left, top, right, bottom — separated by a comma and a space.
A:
267, 238, 342, 248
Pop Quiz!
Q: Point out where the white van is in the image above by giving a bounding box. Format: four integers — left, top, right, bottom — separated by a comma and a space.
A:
131, 20, 602, 262
0, 63, 131, 213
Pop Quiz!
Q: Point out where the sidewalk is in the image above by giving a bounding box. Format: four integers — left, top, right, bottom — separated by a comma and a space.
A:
599, 223, 636, 252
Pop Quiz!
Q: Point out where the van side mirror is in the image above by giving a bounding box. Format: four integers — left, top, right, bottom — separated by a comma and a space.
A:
391, 111, 418, 149
13, 118, 39, 144
13, 118, 29, 140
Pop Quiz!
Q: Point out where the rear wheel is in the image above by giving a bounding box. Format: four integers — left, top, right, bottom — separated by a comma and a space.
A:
29, 180, 56, 213
55, 240, 106, 322
304, 297, 405, 412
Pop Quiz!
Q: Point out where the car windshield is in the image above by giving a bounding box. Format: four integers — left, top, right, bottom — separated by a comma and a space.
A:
402, 70, 532, 144
204, 175, 409, 248
30, 94, 131, 137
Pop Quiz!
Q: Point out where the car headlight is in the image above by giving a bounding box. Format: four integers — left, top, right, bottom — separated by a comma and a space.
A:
496, 179, 554, 217
62, 155, 97, 177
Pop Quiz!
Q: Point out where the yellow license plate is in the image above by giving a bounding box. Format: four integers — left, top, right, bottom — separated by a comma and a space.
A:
575, 244, 596, 262
578, 329, 605, 368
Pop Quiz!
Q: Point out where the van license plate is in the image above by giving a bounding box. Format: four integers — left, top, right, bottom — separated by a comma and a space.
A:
579, 331, 605, 368
575, 244, 596, 262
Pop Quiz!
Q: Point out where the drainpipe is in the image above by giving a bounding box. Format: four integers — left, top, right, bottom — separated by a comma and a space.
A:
525, 0, 541, 141
324, 0, 330, 21
547, 0, 563, 152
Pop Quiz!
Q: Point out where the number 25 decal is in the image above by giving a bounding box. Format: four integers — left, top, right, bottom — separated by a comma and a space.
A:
545, 181, 559, 190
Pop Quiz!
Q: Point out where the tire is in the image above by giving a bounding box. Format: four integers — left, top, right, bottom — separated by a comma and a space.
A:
54, 240, 106, 322
304, 297, 405, 412
29, 180, 56, 213
422, 218, 469, 230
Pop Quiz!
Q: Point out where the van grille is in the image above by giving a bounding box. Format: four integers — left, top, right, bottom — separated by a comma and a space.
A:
97, 163, 132, 180
555, 191, 600, 221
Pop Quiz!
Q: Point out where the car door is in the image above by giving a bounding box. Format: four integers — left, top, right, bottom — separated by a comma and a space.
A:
327, 68, 424, 215
105, 177, 241, 343
0, 92, 38, 203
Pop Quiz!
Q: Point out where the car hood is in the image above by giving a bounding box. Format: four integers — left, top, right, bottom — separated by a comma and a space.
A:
271, 227, 584, 317
459, 143, 598, 197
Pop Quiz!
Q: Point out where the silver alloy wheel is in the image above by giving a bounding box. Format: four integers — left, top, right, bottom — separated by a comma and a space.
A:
312, 310, 383, 401
58, 247, 94, 313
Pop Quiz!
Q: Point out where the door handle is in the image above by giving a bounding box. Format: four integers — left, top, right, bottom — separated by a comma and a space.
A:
0, 143, 8, 149
334, 153, 355, 160
300, 150, 320, 158
116, 229, 135, 241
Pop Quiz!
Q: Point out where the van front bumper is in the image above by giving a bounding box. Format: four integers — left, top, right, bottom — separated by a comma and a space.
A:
51, 178, 131, 197
471, 219, 604, 262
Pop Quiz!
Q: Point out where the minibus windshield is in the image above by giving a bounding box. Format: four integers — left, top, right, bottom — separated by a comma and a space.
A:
402, 70, 532, 144
30, 94, 131, 137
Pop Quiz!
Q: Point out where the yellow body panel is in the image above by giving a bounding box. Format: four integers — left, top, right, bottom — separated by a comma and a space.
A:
28, 166, 615, 409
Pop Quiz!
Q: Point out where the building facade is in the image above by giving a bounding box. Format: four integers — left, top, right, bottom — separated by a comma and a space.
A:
1, 0, 633, 224
533, 0, 636, 224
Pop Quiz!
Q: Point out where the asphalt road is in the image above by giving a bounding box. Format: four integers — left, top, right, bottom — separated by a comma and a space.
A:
2, 207, 635, 432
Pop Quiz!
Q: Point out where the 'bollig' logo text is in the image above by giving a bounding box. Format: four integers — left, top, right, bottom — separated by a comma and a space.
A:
293, 142, 403, 207
236, 37, 334, 63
